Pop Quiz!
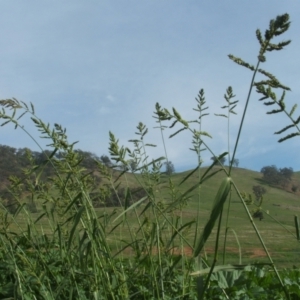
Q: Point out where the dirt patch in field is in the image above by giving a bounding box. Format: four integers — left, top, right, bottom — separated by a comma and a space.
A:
245, 248, 268, 258
204, 247, 268, 258
118, 246, 269, 259
172, 246, 269, 259
281, 205, 300, 211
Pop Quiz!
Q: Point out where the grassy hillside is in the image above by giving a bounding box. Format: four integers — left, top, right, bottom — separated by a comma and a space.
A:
89, 166, 300, 268
3, 164, 299, 269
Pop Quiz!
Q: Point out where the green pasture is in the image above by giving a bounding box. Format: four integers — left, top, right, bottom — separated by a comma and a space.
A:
7, 166, 299, 269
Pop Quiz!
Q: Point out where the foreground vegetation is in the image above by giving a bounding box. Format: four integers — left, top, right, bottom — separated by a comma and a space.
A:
0, 13, 300, 299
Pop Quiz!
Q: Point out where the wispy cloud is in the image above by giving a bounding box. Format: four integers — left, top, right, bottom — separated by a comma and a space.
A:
106, 95, 115, 102
98, 106, 110, 115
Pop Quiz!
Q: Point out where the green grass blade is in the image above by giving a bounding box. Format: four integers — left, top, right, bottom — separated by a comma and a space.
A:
124, 187, 131, 211
34, 212, 46, 224
113, 168, 128, 182
67, 206, 85, 251
109, 221, 123, 234
295, 215, 300, 241
179, 164, 200, 185
194, 177, 231, 257
139, 201, 152, 217
224, 227, 242, 264
166, 220, 195, 249
203, 152, 227, 175
200, 168, 223, 184
113, 196, 148, 222
56, 224, 63, 255
13, 202, 25, 218
163, 168, 223, 213
63, 191, 82, 216
169, 127, 187, 138
134, 156, 165, 172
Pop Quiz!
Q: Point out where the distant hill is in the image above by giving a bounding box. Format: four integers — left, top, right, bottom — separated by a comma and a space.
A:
1, 144, 299, 267
0, 143, 299, 216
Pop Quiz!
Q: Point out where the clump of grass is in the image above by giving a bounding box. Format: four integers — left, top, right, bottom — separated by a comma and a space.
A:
0, 13, 299, 299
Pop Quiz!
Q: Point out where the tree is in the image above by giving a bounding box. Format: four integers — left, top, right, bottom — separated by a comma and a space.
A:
253, 209, 264, 221
164, 161, 175, 175
292, 184, 298, 193
211, 156, 226, 165
74, 150, 99, 170
129, 159, 138, 172
279, 167, 293, 180
230, 158, 239, 167
261, 165, 293, 187
261, 165, 280, 185
252, 185, 266, 201
100, 155, 112, 167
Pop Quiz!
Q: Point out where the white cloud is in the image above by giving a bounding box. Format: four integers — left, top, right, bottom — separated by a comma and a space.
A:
106, 95, 115, 102
98, 106, 110, 115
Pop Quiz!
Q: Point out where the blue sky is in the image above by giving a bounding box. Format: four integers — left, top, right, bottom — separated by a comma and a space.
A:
0, 1, 300, 172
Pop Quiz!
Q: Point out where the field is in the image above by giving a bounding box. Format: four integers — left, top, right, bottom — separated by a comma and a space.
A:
8, 166, 300, 269
92, 167, 298, 269
2, 164, 299, 298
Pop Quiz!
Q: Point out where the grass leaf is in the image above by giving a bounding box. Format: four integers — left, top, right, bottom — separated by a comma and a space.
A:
113, 196, 148, 222
179, 164, 200, 185
194, 177, 231, 257
68, 206, 85, 251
